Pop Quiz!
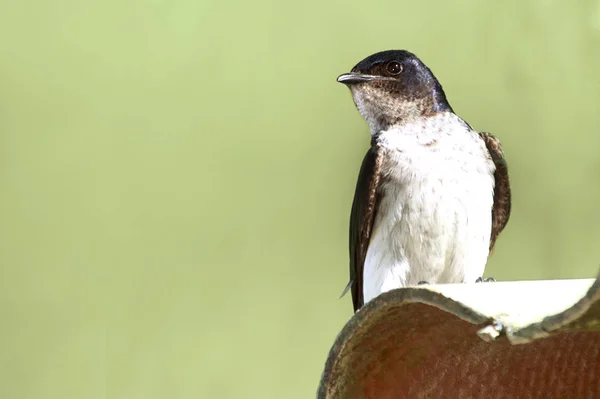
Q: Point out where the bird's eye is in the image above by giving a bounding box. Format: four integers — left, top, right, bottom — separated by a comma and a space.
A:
386, 61, 403, 75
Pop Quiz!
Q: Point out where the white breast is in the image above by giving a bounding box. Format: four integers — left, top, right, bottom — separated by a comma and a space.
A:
363, 112, 496, 304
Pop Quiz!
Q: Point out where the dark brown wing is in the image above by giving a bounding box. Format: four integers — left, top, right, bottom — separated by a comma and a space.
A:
348, 145, 383, 312
479, 132, 511, 251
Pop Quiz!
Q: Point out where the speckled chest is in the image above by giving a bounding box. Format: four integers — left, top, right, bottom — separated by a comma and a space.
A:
375, 113, 494, 191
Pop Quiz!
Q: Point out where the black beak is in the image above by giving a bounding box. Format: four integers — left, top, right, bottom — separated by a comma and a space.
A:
336, 73, 378, 85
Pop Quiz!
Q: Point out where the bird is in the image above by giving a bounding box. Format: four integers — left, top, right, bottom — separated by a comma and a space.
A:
337, 50, 511, 313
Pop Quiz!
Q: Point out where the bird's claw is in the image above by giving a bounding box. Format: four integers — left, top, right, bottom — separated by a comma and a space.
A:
475, 277, 496, 283
417, 281, 430, 285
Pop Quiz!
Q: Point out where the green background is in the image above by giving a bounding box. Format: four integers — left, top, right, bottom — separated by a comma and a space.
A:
1, 1, 599, 398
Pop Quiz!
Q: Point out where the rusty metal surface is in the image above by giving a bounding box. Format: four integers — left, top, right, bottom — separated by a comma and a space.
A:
318, 277, 600, 399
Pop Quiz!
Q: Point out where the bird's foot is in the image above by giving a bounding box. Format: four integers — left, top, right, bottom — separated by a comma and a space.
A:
475, 277, 496, 283
417, 281, 430, 285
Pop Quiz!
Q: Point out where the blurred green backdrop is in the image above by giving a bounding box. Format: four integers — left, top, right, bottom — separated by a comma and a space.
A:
1, 1, 599, 398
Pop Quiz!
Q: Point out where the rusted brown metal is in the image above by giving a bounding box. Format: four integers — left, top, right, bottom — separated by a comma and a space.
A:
318, 277, 600, 399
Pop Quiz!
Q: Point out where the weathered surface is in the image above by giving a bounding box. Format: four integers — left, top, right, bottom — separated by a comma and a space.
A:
319, 277, 600, 399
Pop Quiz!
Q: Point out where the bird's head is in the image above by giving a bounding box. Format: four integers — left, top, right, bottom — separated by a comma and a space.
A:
338, 50, 452, 133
